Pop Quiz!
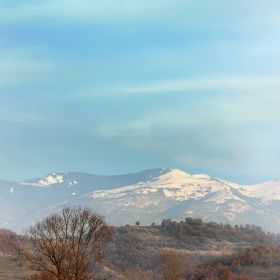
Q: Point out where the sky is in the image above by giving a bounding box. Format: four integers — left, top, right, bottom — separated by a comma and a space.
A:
1, 1, 280, 184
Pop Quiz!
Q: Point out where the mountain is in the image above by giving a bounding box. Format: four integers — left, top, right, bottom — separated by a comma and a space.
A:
1, 168, 280, 233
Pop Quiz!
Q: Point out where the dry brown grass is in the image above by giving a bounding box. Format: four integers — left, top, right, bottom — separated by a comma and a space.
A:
0, 256, 33, 280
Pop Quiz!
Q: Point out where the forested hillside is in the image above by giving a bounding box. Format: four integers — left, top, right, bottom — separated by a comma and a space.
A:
0, 228, 24, 256
0, 218, 280, 279
0, 229, 34, 279
105, 218, 280, 279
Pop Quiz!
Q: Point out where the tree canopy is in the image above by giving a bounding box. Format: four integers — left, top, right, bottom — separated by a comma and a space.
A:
22, 206, 114, 280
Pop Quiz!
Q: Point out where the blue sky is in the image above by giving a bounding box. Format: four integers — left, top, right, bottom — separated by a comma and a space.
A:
1, 1, 280, 184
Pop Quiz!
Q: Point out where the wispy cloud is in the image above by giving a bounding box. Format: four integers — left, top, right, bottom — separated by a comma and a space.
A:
59, 75, 280, 101
0, 46, 92, 86
0, 47, 66, 86
97, 121, 151, 139
121, 76, 280, 93
2, 0, 280, 30
0, 1, 191, 25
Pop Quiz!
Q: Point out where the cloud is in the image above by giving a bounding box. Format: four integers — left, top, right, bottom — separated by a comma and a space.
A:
0, 46, 95, 87
97, 121, 151, 138
60, 75, 280, 103
2, 0, 280, 31
0, 1, 192, 25
96, 117, 249, 173
0, 47, 68, 86
92, 82, 280, 175
0, 112, 43, 124
121, 76, 280, 94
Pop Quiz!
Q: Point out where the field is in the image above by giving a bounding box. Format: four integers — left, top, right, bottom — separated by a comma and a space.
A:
0, 256, 33, 280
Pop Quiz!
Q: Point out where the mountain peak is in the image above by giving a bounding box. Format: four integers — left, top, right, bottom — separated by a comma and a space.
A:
1, 168, 280, 233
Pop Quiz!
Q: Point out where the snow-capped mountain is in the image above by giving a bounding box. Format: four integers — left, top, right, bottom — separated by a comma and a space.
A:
1, 168, 280, 233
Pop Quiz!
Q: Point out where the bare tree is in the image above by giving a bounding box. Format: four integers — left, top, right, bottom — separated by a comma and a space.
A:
22, 206, 114, 280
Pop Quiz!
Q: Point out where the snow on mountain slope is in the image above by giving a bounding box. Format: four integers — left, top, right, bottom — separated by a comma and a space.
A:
20, 169, 171, 190
92, 169, 244, 203
235, 179, 280, 202
21, 172, 77, 187
21, 173, 65, 187
87, 169, 275, 229
1, 168, 280, 233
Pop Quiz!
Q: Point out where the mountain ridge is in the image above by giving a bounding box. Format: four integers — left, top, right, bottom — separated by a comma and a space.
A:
1, 168, 280, 233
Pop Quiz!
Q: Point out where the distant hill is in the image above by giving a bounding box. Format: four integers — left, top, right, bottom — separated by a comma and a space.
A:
1, 168, 280, 232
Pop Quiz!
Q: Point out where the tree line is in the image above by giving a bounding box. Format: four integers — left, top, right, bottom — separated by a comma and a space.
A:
1, 207, 280, 279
